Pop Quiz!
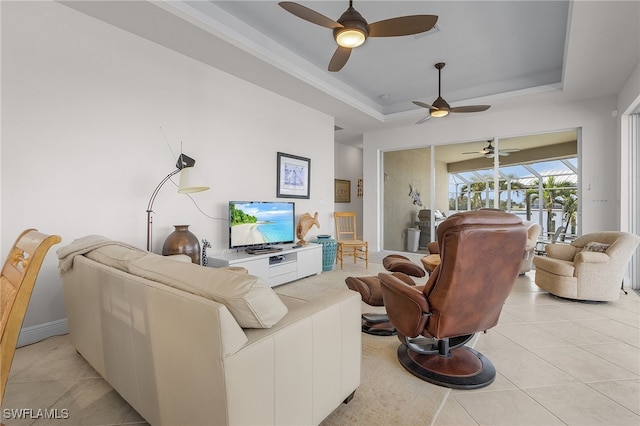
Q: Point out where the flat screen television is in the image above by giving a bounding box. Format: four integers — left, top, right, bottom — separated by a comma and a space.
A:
229, 201, 295, 249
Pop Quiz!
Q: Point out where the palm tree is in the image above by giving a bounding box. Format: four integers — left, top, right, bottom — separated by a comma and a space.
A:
525, 187, 536, 221
460, 180, 488, 210
497, 175, 526, 210
527, 176, 574, 233
558, 192, 578, 235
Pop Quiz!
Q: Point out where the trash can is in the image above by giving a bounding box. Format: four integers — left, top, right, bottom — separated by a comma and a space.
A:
406, 227, 420, 252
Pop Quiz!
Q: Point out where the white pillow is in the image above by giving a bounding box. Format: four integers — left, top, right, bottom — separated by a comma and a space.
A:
128, 255, 287, 328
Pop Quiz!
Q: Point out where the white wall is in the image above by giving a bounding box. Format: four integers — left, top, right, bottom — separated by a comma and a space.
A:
618, 62, 640, 230
334, 142, 363, 237
1, 1, 334, 341
382, 148, 430, 251
362, 96, 619, 251
617, 61, 640, 288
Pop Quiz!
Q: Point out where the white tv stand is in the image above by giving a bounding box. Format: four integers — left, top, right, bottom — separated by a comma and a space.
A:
207, 243, 322, 287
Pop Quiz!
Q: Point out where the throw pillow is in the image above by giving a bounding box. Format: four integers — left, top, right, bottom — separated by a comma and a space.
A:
128, 255, 288, 328
583, 242, 610, 253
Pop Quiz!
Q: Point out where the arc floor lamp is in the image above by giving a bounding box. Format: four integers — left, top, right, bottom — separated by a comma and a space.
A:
146, 153, 209, 252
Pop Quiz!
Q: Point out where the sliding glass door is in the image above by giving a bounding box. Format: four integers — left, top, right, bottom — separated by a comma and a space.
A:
382, 130, 579, 253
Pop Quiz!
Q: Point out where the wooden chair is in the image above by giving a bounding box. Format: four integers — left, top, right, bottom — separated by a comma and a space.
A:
1, 229, 61, 404
334, 212, 368, 269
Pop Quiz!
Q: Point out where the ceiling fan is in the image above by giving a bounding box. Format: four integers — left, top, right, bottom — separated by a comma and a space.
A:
278, 1, 438, 72
413, 62, 491, 124
462, 140, 520, 158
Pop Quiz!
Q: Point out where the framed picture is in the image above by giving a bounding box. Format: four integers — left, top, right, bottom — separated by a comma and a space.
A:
334, 179, 351, 203
277, 152, 310, 199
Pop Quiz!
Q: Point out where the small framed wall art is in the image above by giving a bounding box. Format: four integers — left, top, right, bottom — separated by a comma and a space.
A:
277, 152, 310, 199
334, 179, 351, 203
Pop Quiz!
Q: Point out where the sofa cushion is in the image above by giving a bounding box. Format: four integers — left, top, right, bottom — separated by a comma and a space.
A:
128, 255, 287, 328
532, 257, 575, 277
85, 244, 148, 272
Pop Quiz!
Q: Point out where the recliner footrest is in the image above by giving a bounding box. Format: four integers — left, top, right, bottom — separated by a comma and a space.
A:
362, 320, 396, 336
362, 313, 389, 323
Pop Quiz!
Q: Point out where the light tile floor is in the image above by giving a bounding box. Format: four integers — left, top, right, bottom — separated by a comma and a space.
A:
434, 272, 640, 426
2, 260, 639, 426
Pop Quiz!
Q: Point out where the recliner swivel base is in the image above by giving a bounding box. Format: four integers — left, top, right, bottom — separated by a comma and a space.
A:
397, 345, 496, 389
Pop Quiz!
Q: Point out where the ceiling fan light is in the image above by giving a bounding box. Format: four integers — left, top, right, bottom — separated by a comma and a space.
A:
430, 96, 450, 118
430, 109, 449, 118
336, 28, 366, 48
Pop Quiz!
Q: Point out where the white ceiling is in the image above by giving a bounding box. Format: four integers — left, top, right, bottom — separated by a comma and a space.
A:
63, 1, 640, 147
208, 0, 568, 113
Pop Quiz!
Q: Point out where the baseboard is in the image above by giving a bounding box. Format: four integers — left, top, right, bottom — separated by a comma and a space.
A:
17, 319, 68, 347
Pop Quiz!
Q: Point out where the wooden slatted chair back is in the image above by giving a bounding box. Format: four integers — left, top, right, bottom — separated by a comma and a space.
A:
1, 229, 61, 403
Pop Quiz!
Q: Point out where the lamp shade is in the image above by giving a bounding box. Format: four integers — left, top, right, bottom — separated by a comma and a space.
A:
177, 166, 209, 194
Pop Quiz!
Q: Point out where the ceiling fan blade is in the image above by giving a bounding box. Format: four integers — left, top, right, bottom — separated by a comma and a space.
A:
368, 15, 438, 37
450, 105, 491, 113
498, 151, 511, 157
463, 142, 493, 154
499, 148, 520, 153
278, 2, 342, 29
412, 100, 433, 109
415, 115, 431, 125
328, 46, 352, 72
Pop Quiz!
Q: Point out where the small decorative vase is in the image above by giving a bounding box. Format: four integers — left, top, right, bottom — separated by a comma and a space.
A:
314, 235, 337, 272
162, 225, 201, 264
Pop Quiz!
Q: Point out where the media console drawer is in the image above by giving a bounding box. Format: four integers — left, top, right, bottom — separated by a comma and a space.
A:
207, 243, 322, 287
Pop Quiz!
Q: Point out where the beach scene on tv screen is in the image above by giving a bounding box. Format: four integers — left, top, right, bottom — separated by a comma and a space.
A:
230, 202, 294, 247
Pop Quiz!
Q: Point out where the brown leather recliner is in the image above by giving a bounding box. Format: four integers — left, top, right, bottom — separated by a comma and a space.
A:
379, 210, 527, 389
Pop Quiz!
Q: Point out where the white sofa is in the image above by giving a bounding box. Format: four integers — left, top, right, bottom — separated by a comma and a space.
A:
59, 241, 361, 425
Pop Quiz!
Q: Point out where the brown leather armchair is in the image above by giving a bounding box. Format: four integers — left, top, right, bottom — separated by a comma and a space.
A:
378, 210, 526, 389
